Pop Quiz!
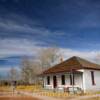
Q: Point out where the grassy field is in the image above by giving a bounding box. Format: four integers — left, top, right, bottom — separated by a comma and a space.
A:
0, 86, 40, 100
0, 85, 100, 100
0, 86, 12, 92
16, 85, 42, 92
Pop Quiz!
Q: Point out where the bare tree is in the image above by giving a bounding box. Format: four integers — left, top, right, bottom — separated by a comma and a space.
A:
8, 67, 19, 82
20, 47, 61, 84
20, 57, 38, 84
38, 47, 61, 71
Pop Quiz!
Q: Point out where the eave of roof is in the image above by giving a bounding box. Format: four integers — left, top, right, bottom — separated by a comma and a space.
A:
42, 56, 100, 75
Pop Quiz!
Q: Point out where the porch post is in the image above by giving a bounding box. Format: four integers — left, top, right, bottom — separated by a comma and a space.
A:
71, 69, 75, 94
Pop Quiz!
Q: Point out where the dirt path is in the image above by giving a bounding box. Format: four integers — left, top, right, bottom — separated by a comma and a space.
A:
0, 96, 40, 100
18, 91, 100, 100
70, 94, 100, 100
0, 91, 100, 100
19, 91, 62, 100
0, 92, 40, 100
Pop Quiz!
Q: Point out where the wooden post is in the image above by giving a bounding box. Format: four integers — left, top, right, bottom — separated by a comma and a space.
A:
71, 69, 74, 94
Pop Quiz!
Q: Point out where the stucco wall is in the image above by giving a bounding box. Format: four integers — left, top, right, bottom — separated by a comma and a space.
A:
83, 69, 100, 92
43, 72, 83, 90
43, 76, 53, 89
43, 69, 100, 92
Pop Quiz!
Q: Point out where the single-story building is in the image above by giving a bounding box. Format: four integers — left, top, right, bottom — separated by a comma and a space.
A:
42, 56, 100, 93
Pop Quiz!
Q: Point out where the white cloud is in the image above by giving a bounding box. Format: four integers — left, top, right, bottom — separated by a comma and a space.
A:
0, 66, 20, 79
0, 38, 45, 58
59, 48, 100, 62
0, 14, 98, 62
0, 67, 11, 72
0, 66, 19, 73
0, 38, 100, 63
0, 14, 64, 38
0, 20, 43, 34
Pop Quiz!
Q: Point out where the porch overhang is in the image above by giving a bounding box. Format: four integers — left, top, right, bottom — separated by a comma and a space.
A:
40, 70, 83, 76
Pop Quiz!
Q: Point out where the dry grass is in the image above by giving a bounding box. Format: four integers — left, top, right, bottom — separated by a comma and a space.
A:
16, 85, 42, 92
11, 85, 100, 98
0, 86, 100, 99
0, 86, 12, 92
0, 86, 41, 100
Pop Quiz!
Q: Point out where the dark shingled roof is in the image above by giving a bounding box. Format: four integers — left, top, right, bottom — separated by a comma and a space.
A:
43, 56, 100, 74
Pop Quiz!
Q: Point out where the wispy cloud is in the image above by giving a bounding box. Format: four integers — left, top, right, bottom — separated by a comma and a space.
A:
0, 38, 100, 62
59, 48, 100, 63
0, 38, 45, 58
0, 13, 65, 39
0, 67, 14, 72
0, 66, 19, 79
1, 0, 100, 78
0, 13, 100, 60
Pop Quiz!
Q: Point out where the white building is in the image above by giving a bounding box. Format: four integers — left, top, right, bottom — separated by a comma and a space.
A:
42, 56, 100, 93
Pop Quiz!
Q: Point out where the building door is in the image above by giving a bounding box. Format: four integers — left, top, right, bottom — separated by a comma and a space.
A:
53, 76, 57, 88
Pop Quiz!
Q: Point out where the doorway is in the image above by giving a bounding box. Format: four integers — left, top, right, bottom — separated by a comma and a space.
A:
53, 76, 57, 88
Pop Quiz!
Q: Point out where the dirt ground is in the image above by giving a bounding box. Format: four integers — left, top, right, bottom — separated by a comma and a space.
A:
0, 86, 100, 100
0, 92, 40, 100
0, 96, 40, 100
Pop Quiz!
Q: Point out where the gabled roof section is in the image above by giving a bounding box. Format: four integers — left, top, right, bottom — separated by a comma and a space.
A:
43, 56, 100, 74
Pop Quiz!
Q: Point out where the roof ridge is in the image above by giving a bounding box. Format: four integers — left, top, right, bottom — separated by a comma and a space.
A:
71, 56, 84, 68
73, 56, 92, 67
74, 56, 100, 68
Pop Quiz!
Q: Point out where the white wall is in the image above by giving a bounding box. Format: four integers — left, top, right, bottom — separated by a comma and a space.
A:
43, 75, 53, 89
83, 69, 100, 92
57, 73, 83, 89
43, 69, 100, 92
43, 72, 83, 90
74, 74, 83, 89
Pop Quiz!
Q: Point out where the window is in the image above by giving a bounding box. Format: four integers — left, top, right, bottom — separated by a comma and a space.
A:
70, 73, 75, 85
91, 71, 95, 85
61, 75, 65, 85
47, 76, 50, 85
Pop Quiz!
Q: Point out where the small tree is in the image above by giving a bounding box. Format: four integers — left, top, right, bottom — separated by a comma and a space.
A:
8, 67, 19, 82
20, 57, 37, 84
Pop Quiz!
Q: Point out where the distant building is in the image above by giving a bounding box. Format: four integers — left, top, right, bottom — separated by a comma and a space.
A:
42, 56, 100, 93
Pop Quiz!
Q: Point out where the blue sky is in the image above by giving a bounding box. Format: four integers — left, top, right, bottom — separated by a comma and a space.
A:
0, 0, 100, 77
